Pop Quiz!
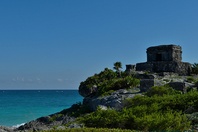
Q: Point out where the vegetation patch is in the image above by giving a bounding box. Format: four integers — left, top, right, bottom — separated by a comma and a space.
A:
187, 76, 196, 83
78, 102, 190, 131
79, 62, 140, 97
44, 128, 134, 132
145, 85, 180, 97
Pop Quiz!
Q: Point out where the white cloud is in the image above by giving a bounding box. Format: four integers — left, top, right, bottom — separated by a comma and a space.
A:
57, 78, 63, 82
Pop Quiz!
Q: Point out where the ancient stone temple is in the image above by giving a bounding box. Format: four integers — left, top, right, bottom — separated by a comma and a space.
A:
135, 45, 191, 75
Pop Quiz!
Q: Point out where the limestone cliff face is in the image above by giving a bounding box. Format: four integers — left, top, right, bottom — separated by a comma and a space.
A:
78, 84, 97, 97
78, 85, 91, 97
83, 88, 141, 111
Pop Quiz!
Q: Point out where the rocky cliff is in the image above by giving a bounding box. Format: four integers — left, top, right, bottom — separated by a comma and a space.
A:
83, 88, 141, 111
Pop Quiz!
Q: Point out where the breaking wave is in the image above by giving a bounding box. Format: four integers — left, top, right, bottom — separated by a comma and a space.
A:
12, 123, 25, 128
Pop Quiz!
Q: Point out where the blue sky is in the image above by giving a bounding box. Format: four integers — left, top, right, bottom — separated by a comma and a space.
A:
0, 0, 198, 89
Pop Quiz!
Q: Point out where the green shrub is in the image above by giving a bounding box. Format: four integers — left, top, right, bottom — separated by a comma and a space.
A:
97, 76, 140, 96
79, 63, 140, 96
187, 76, 196, 83
125, 91, 198, 112
145, 85, 180, 97
130, 110, 190, 131
44, 128, 134, 132
79, 108, 123, 128
79, 68, 117, 91
113, 76, 140, 90
79, 103, 190, 131
101, 90, 115, 97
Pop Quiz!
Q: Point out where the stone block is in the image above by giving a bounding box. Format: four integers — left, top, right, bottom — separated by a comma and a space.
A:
168, 82, 186, 93
140, 79, 154, 92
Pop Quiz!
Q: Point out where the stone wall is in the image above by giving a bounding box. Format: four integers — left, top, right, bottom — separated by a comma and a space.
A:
136, 61, 191, 75
168, 82, 186, 93
136, 62, 153, 72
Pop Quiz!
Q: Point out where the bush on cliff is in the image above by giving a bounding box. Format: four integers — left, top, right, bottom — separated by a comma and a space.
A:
46, 128, 134, 132
79, 67, 140, 97
125, 91, 198, 112
97, 76, 140, 96
79, 103, 190, 131
79, 68, 117, 97
145, 85, 180, 97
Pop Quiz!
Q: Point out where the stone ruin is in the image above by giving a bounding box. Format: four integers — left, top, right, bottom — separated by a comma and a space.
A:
135, 44, 191, 75
125, 44, 192, 92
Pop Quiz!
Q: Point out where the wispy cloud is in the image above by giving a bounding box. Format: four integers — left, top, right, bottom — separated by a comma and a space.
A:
57, 78, 63, 82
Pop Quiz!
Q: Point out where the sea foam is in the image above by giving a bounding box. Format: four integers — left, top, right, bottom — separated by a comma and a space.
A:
12, 123, 25, 128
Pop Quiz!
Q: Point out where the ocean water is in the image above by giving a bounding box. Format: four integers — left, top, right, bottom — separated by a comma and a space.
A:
0, 90, 83, 127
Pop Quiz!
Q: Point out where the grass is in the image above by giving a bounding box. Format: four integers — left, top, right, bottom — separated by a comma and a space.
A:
44, 128, 134, 132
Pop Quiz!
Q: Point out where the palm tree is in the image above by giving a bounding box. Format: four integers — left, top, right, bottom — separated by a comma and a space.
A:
113, 62, 122, 77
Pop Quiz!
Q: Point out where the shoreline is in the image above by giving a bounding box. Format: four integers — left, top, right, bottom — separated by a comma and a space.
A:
12, 123, 25, 129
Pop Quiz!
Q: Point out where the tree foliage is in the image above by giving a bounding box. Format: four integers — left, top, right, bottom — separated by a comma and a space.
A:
97, 76, 140, 96
79, 62, 140, 96
114, 62, 122, 77
113, 62, 122, 72
79, 68, 117, 89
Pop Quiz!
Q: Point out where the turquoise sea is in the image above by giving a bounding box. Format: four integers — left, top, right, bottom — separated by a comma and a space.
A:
0, 90, 83, 127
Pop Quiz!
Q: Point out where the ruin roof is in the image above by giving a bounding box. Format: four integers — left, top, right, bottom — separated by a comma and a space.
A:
147, 44, 181, 51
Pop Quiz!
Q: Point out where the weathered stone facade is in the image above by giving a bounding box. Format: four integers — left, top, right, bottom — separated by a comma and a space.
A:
135, 45, 191, 75
147, 45, 182, 62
